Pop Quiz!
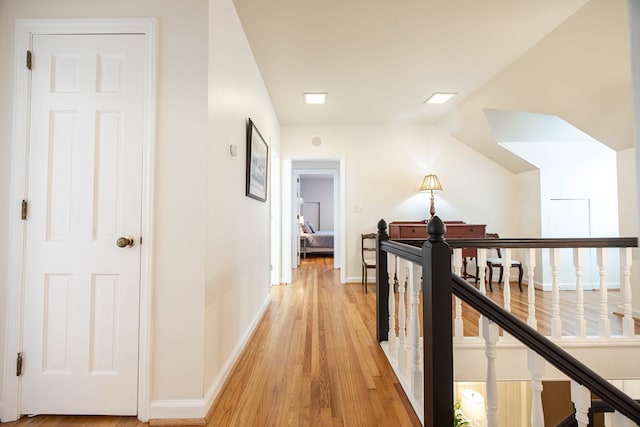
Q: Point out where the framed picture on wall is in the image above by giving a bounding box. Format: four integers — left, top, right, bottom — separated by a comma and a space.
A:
246, 118, 269, 202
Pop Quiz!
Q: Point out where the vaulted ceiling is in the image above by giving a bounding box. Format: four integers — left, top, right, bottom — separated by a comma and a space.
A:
233, 0, 633, 173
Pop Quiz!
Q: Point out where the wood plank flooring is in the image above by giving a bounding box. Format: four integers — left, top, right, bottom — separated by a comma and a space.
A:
206, 256, 420, 426
5, 257, 639, 426
3, 257, 420, 426
455, 278, 640, 337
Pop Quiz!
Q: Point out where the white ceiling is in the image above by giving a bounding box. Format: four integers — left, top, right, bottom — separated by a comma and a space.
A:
233, 0, 633, 173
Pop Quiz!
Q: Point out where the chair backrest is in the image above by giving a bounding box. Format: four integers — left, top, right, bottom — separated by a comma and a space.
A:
485, 232, 502, 258
361, 233, 376, 261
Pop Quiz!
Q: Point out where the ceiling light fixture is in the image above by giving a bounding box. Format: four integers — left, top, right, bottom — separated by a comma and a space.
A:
304, 92, 327, 105
424, 92, 457, 104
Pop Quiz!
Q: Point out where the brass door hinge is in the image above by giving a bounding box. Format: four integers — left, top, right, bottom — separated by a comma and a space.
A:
21, 200, 28, 220
26, 50, 32, 70
16, 352, 23, 376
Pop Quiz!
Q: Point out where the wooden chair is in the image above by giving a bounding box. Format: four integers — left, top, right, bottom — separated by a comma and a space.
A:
361, 233, 376, 293
485, 233, 524, 292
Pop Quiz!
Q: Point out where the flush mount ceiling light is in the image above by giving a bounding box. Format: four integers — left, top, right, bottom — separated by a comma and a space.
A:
304, 92, 327, 105
424, 92, 457, 104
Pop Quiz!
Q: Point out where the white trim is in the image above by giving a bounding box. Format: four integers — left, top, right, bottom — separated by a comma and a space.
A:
281, 159, 292, 283
202, 297, 270, 416
537, 281, 621, 292
148, 297, 271, 420
2, 18, 157, 423
339, 159, 347, 283
148, 399, 207, 420
286, 159, 346, 283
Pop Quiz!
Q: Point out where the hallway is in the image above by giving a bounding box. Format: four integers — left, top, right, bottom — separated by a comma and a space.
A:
207, 256, 420, 426
6, 257, 420, 426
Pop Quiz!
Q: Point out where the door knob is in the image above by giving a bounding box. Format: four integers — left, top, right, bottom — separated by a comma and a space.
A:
116, 236, 136, 248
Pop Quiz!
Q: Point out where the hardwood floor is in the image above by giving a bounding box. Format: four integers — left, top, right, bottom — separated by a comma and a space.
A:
4, 257, 420, 426
5, 258, 638, 426
456, 278, 640, 337
206, 256, 420, 426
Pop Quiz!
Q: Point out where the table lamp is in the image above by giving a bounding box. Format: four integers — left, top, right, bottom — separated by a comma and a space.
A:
419, 174, 442, 219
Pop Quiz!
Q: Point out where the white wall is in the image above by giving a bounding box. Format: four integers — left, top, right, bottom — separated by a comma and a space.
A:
0, 0, 210, 415
281, 125, 517, 281
300, 177, 334, 230
205, 0, 280, 409
629, 0, 640, 315
618, 147, 640, 313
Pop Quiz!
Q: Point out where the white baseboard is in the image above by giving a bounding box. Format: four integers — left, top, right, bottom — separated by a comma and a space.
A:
346, 276, 374, 284
148, 398, 207, 420
148, 297, 270, 421
536, 281, 620, 292
202, 297, 270, 417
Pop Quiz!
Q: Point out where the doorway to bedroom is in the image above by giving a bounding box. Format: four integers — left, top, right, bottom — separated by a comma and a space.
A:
290, 160, 343, 277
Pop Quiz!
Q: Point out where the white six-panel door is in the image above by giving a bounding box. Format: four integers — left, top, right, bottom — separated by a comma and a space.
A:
21, 33, 144, 415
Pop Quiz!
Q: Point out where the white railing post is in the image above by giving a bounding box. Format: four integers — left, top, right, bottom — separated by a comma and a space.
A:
525, 248, 537, 329
574, 248, 587, 338
482, 317, 499, 427
502, 248, 512, 313
477, 247, 487, 295
550, 248, 562, 338
597, 248, 611, 338
452, 248, 464, 340
389, 256, 397, 358
621, 247, 634, 337
570, 381, 591, 427
528, 349, 545, 427
397, 264, 407, 373
477, 248, 487, 338
410, 263, 422, 399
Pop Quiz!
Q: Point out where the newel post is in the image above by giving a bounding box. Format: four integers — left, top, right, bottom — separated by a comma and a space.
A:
376, 219, 390, 342
422, 216, 453, 427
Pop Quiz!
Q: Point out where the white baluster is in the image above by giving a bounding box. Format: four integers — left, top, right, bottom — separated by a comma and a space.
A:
528, 349, 545, 427
574, 248, 587, 338
525, 248, 537, 329
503, 248, 512, 313
597, 248, 611, 338
621, 247, 634, 337
478, 247, 487, 295
410, 263, 422, 399
570, 381, 591, 427
452, 248, 464, 340
482, 317, 499, 427
550, 248, 562, 338
389, 256, 397, 357
477, 248, 487, 338
397, 264, 407, 373
405, 263, 414, 370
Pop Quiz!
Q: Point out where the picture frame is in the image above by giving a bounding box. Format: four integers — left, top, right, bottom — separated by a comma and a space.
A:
245, 118, 269, 202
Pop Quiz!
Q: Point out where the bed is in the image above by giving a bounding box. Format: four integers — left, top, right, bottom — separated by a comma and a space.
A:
299, 221, 334, 258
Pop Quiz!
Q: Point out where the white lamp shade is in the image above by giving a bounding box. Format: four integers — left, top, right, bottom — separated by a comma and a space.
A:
419, 174, 443, 192
460, 389, 486, 421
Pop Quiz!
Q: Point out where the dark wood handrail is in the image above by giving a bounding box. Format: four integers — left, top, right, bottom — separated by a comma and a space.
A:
452, 274, 640, 423
380, 239, 422, 264
395, 237, 638, 249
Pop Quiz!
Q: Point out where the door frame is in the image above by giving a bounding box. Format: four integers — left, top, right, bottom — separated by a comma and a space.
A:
2, 19, 157, 422
282, 159, 346, 284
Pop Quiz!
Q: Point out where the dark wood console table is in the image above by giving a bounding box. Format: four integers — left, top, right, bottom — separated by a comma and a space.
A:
388, 220, 486, 280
